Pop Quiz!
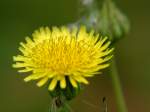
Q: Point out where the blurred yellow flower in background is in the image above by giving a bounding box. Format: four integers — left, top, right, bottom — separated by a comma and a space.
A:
12, 26, 113, 91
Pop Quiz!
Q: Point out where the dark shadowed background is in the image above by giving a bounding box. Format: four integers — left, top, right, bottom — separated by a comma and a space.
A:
0, 0, 150, 112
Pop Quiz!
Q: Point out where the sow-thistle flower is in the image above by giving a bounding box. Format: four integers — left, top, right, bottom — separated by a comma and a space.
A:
12, 26, 113, 91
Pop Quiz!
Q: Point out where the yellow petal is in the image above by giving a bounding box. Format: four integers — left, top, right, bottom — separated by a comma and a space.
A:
69, 76, 78, 88
71, 26, 78, 37
24, 75, 33, 82
18, 68, 32, 73
100, 36, 108, 46
18, 47, 26, 55
25, 37, 34, 46
78, 26, 87, 41
99, 48, 114, 58
24, 73, 47, 82
13, 55, 29, 61
87, 64, 110, 72
20, 42, 26, 49
61, 26, 70, 35
99, 41, 111, 51
60, 77, 66, 89
99, 55, 113, 64
48, 78, 58, 91
93, 34, 100, 44
73, 75, 89, 85
12, 62, 28, 68
37, 77, 48, 87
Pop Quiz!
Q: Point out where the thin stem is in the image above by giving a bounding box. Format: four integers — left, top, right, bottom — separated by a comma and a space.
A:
109, 57, 128, 112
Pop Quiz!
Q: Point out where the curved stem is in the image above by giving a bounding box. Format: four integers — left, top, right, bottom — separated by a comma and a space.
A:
109, 57, 128, 112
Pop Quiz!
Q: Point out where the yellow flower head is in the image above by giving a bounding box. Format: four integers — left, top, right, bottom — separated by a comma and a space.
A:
13, 26, 113, 91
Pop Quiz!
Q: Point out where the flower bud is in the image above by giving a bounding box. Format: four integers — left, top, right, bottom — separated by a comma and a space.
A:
98, 0, 130, 43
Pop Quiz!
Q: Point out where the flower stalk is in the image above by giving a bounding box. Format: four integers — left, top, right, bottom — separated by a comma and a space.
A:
109, 57, 128, 112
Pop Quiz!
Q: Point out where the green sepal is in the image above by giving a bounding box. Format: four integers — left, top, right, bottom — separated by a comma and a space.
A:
48, 76, 81, 100
62, 77, 81, 101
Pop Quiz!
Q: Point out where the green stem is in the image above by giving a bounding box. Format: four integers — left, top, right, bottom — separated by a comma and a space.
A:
109, 57, 128, 112
49, 96, 70, 112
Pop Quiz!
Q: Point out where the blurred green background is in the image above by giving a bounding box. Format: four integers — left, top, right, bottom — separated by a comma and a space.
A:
0, 0, 150, 112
